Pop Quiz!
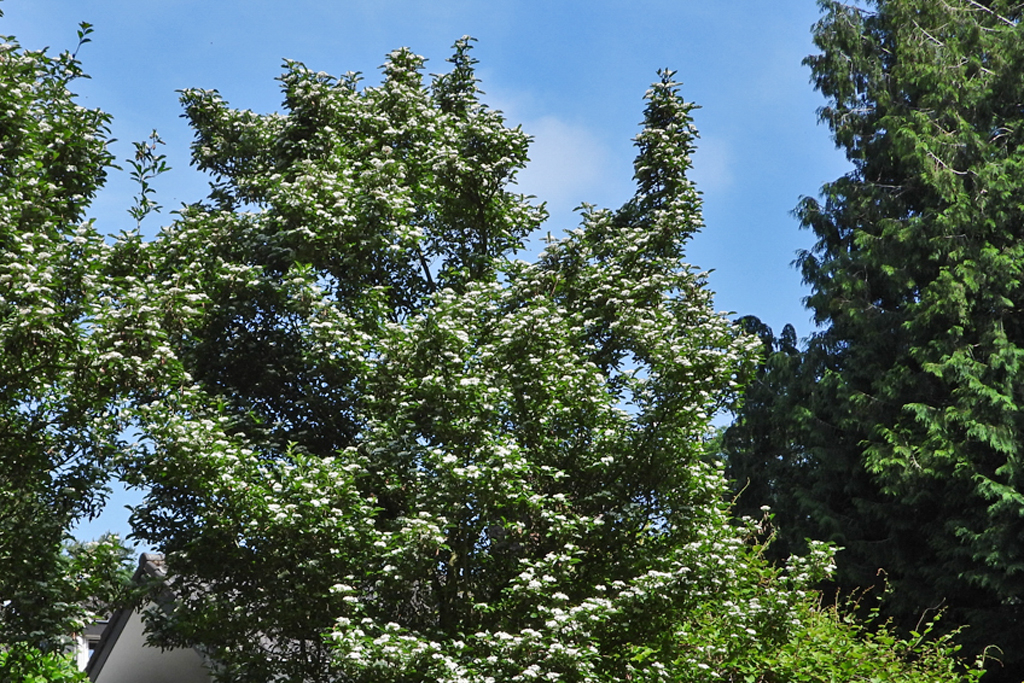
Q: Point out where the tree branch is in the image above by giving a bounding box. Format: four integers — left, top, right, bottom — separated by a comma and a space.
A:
963, 0, 1016, 27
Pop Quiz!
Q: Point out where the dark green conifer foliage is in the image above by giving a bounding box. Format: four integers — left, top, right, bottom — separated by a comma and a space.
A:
727, 0, 1024, 676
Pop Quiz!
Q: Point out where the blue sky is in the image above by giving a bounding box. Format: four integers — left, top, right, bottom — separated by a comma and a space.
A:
3, 1, 850, 541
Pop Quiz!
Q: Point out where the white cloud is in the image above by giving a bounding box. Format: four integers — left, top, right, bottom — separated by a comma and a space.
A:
513, 115, 610, 215
484, 84, 632, 229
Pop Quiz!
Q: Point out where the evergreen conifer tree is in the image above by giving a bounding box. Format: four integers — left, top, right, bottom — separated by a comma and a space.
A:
726, 2, 1024, 677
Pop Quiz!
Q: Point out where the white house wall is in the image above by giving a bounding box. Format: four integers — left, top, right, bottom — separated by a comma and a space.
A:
89, 608, 210, 683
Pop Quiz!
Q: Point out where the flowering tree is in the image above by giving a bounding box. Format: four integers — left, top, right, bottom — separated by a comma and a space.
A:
0, 17, 132, 678
119, 40, 748, 680
110, 40, 981, 683
0, 14, 982, 680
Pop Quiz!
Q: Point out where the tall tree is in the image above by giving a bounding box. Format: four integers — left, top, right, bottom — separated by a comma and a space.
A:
116, 37, 987, 683
726, 1, 1024, 677
119, 40, 770, 681
0, 15, 132, 677
0, 18, 983, 680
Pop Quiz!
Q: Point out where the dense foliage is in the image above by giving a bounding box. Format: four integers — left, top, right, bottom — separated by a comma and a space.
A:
113, 38, 979, 683
0, 9, 987, 683
725, 1, 1024, 679
0, 16, 134, 676
122, 42, 767, 681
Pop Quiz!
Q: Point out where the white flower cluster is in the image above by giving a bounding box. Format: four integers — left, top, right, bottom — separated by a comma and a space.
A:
106, 42, 791, 683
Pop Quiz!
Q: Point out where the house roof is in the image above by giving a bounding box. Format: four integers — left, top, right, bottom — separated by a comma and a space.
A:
85, 553, 211, 683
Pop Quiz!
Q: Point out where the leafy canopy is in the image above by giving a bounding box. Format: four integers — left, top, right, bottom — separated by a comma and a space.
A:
110, 37, 980, 683
725, 1, 1024, 678
120, 39, 763, 681
0, 17, 133, 675
0, 15, 986, 683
